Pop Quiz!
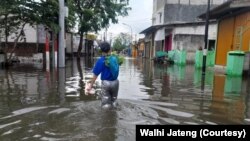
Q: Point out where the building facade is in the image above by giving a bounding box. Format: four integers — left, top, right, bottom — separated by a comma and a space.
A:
203, 0, 250, 70
141, 0, 227, 63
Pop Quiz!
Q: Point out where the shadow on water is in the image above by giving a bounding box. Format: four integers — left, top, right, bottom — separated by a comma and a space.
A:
0, 57, 250, 140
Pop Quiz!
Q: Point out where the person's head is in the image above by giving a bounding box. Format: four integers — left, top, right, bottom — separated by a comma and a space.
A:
99, 42, 111, 53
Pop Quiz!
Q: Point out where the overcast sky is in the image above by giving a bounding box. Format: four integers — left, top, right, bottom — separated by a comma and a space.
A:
98, 0, 153, 40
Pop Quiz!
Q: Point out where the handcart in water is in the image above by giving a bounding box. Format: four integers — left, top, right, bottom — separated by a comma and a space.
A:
153, 51, 168, 64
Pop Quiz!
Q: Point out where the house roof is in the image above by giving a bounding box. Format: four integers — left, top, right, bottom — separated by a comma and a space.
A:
140, 25, 162, 34
140, 21, 212, 34
198, 0, 250, 20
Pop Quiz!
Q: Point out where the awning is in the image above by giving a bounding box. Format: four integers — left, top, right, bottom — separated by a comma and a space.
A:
85, 34, 97, 40
154, 28, 165, 41
140, 22, 206, 35
140, 25, 162, 34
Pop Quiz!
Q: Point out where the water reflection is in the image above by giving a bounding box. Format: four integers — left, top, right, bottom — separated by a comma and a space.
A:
58, 68, 66, 104
0, 58, 249, 140
224, 76, 242, 94
209, 75, 246, 124
193, 68, 214, 91
168, 65, 186, 80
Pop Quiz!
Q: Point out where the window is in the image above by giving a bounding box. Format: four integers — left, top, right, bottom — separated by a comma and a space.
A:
159, 12, 162, 24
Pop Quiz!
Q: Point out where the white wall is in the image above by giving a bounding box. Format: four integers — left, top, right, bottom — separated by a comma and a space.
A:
167, 0, 181, 4
152, 0, 166, 25
3, 24, 38, 43
23, 24, 37, 43
173, 25, 205, 35
171, 23, 218, 63
66, 33, 72, 53
152, 0, 226, 25
167, 0, 227, 5
152, 7, 164, 25
153, 0, 166, 13
72, 35, 85, 53
180, 0, 190, 4
173, 23, 217, 40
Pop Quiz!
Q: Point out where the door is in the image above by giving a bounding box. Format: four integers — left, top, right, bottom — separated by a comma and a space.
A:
165, 34, 172, 51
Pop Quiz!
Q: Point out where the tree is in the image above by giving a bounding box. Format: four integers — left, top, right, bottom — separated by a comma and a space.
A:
0, 0, 60, 65
112, 33, 130, 53
69, 0, 131, 57
65, 0, 77, 33
0, 0, 25, 55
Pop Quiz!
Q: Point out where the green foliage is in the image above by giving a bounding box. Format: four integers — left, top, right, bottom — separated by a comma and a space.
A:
112, 37, 125, 52
0, 0, 60, 35
65, 0, 77, 32
71, 0, 131, 33
0, 0, 26, 37
38, 0, 60, 33
105, 53, 125, 67
70, 0, 131, 55
112, 33, 130, 53
0, 0, 60, 62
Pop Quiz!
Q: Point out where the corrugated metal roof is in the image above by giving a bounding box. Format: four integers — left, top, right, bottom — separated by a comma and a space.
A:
140, 21, 208, 34
139, 25, 161, 34
198, 0, 250, 20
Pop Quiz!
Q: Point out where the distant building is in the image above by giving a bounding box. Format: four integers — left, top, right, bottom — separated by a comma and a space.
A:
65, 33, 98, 57
137, 38, 145, 57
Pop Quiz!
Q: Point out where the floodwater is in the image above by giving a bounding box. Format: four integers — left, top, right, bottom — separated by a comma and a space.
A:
0, 57, 249, 141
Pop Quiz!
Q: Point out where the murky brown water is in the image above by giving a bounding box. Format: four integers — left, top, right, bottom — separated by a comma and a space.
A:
0, 57, 249, 141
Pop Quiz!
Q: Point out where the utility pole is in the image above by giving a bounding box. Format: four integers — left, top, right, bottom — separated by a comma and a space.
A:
122, 23, 133, 57
103, 28, 108, 42
202, 0, 210, 75
109, 33, 112, 45
58, 0, 65, 68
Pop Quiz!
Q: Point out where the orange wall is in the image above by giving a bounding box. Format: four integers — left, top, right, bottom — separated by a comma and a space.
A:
212, 75, 225, 100
216, 17, 235, 66
216, 11, 250, 66
139, 42, 145, 51
237, 12, 250, 51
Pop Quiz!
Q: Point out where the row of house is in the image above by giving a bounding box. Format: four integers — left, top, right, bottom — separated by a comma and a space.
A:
0, 23, 96, 64
1, 0, 250, 72
139, 0, 250, 70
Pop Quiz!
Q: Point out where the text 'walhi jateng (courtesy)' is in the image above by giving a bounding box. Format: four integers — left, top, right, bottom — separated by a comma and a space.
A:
136, 125, 250, 141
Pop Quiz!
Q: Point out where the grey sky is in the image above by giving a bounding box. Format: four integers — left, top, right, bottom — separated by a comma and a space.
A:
99, 0, 153, 40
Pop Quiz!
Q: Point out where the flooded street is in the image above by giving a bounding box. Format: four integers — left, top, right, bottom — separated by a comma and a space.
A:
0, 57, 250, 141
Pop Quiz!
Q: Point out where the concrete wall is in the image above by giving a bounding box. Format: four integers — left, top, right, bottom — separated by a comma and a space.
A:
152, 7, 164, 25
173, 23, 217, 39
167, 0, 227, 5
153, 0, 165, 13
72, 35, 85, 53
24, 24, 37, 43
171, 23, 218, 63
17, 53, 43, 63
66, 33, 73, 54
152, 0, 165, 25
37, 25, 46, 44
150, 0, 225, 62
164, 4, 216, 23
2, 24, 38, 43
0, 54, 5, 64
155, 40, 164, 52
152, 0, 226, 25
173, 35, 204, 63
1, 24, 47, 44
163, 0, 226, 24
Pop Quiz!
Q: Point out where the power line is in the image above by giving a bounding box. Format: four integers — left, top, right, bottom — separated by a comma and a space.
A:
119, 18, 152, 23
